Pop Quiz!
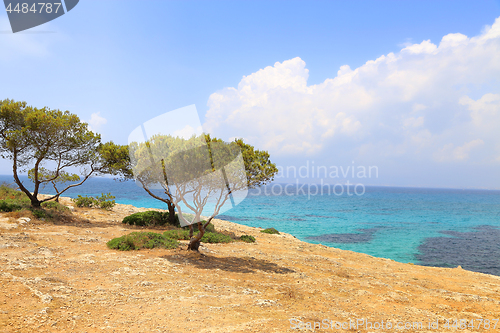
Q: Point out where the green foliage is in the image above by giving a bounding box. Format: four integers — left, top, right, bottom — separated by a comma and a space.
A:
239, 235, 256, 243
230, 137, 278, 188
0, 184, 71, 221
162, 228, 233, 244
72, 193, 115, 210
28, 167, 80, 187
72, 195, 95, 208
95, 193, 116, 210
107, 235, 136, 251
107, 232, 179, 251
261, 228, 280, 235
31, 209, 51, 219
122, 211, 180, 227
0, 200, 23, 212
98, 141, 133, 179
163, 229, 190, 240
201, 232, 232, 243
41, 201, 70, 212
0, 184, 30, 211
0, 183, 25, 200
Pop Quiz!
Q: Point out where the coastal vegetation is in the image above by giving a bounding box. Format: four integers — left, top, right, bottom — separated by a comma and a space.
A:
108, 226, 235, 251
0, 183, 71, 221
122, 210, 180, 227
239, 234, 256, 243
72, 193, 116, 210
0, 99, 128, 209
106, 231, 179, 251
108, 210, 259, 250
261, 227, 280, 234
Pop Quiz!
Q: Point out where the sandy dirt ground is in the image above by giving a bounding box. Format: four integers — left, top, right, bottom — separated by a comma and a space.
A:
1, 197, 500, 333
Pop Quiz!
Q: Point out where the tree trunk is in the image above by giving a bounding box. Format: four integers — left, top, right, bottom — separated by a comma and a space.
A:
12, 157, 38, 208
167, 201, 177, 226
30, 198, 42, 208
187, 222, 204, 251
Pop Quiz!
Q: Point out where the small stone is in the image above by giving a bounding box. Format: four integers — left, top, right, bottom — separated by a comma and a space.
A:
17, 217, 31, 224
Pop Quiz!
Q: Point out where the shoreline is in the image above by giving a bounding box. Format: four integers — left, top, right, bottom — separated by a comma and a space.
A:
4, 177, 500, 276
1, 196, 500, 332
21, 194, 500, 278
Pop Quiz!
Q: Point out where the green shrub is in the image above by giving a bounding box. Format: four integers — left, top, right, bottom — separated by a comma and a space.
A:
95, 193, 116, 210
179, 221, 215, 232
0, 184, 31, 212
106, 235, 137, 251
163, 229, 190, 240
0, 184, 71, 221
31, 209, 51, 219
261, 228, 280, 235
107, 232, 179, 251
41, 201, 70, 212
72, 195, 96, 208
72, 193, 115, 210
201, 232, 232, 243
123, 211, 165, 226
240, 235, 256, 243
163, 228, 233, 244
0, 184, 25, 200
122, 211, 180, 227
0, 200, 23, 212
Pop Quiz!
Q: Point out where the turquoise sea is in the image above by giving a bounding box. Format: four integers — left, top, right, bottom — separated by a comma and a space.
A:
2, 175, 500, 276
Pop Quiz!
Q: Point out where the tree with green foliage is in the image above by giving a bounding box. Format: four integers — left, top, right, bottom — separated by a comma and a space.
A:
0, 99, 128, 208
126, 133, 278, 250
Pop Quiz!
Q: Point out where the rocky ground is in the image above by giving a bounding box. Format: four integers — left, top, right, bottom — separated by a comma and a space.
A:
1, 197, 500, 332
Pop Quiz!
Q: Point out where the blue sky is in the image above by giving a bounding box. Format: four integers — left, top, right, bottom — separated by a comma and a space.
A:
1, 0, 500, 189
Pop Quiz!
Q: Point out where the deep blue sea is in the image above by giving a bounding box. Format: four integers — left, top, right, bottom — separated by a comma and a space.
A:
2, 175, 500, 276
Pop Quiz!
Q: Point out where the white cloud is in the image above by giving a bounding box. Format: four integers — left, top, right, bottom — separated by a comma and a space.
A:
204, 16, 500, 169
460, 93, 500, 129
88, 112, 107, 133
435, 139, 485, 162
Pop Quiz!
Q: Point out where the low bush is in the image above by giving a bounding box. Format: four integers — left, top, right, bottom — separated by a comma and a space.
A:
239, 235, 256, 243
0, 184, 25, 201
107, 232, 179, 251
72, 193, 115, 210
41, 201, 70, 212
72, 195, 94, 208
106, 234, 136, 251
163, 229, 190, 240
0, 184, 73, 222
0, 184, 31, 212
122, 211, 180, 227
95, 193, 116, 210
31, 209, 51, 219
163, 227, 233, 244
260, 228, 280, 235
201, 232, 232, 243
0, 199, 24, 212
